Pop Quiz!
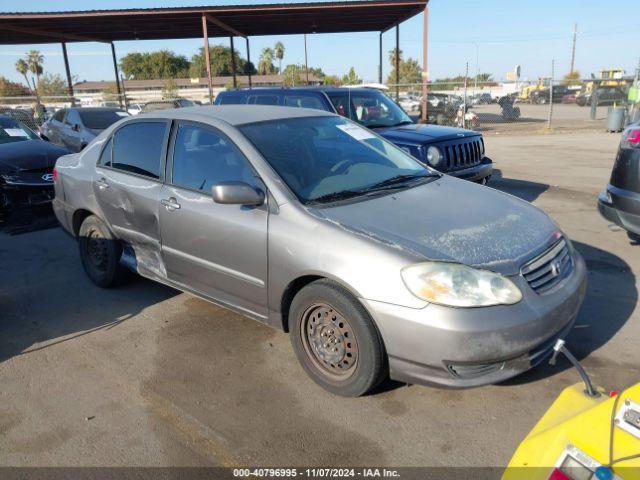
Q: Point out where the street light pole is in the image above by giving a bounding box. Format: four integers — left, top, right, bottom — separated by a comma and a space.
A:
473, 42, 479, 97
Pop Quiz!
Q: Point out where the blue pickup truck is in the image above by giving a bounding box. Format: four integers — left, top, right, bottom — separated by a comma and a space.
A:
215, 87, 493, 184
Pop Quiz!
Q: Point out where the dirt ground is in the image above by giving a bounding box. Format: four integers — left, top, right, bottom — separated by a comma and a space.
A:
1, 130, 637, 469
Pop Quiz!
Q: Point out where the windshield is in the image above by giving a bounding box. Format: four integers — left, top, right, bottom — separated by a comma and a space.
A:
0, 116, 39, 144
79, 110, 128, 130
326, 90, 412, 128
240, 116, 435, 205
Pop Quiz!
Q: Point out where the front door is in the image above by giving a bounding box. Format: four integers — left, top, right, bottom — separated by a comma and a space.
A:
159, 121, 269, 320
93, 120, 170, 278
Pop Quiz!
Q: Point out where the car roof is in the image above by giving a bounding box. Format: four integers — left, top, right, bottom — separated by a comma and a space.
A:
218, 87, 380, 95
135, 105, 334, 126
71, 107, 125, 112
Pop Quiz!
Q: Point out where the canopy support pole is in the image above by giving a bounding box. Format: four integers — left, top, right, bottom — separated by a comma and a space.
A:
304, 34, 309, 85
421, 5, 429, 123
110, 42, 122, 108
246, 37, 252, 89
230, 36, 237, 89
201, 14, 213, 104
61, 42, 75, 106
395, 24, 400, 101
378, 31, 383, 84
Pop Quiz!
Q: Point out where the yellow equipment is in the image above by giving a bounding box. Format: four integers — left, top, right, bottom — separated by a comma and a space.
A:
582, 69, 629, 95
520, 77, 552, 102
504, 356, 640, 480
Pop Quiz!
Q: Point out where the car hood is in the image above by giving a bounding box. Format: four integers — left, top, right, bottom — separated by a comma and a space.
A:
0, 140, 69, 173
309, 176, 558, 276
376, 123, 480, 145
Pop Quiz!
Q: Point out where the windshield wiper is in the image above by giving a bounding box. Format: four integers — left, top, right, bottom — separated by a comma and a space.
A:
392, 120, 413, 126
364, 173, 441, 192
307, 189, 368, 205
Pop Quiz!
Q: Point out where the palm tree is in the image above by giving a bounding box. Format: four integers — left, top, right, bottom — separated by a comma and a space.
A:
27, 50, 44, 88
258, 47, 274, 75
15, 58, 32, 93
388, 48, 402, 67
274, 41, 285, 74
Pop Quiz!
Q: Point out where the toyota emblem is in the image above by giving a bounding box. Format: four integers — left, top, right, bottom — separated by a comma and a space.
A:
42, 173, 54, 182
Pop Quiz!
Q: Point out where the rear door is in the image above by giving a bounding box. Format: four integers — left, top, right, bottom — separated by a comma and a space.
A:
158, 121, 269, 320
60, 109, 83, 152
94, 120, 170, 278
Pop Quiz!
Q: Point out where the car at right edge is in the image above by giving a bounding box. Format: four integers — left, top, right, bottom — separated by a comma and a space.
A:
598, 123, 640, 242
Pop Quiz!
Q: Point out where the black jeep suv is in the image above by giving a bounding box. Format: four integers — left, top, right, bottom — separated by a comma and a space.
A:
215, 87, 493, 184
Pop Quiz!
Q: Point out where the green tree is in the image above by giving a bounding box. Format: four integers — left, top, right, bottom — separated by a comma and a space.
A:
120, 50, 190, 80
258, 48, 275, 75
323, 75, 341, 86
282, 64, 303, 86
189, 45, 254, 78
37, 73, 67, 97
0, 76, 31, 102
14, 59, 32, 93
341, 67, 361, 85
562, 70, 581, 85
27, 50, 44, 87
274, 41, 285, 74
162, 78, 178, 99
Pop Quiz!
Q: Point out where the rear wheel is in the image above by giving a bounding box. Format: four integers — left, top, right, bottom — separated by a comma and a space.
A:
627, 231, 640, 243
289, 279, 387, 397
78, 215, 125, 288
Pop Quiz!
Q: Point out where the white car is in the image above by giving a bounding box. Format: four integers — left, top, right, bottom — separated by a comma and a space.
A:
397, 95, 420, 113
127, 103, 143, 116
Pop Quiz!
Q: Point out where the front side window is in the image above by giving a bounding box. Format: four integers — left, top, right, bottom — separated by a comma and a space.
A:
326, 90, 412, 128
112, 122, 166, 179
65, 110, 81, 127
217, 95, 244, 105
172, 124, 255, 192
240, 116, 433, 204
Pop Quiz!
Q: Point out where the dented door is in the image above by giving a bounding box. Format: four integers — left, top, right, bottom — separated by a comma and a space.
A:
93, 120, 171, 279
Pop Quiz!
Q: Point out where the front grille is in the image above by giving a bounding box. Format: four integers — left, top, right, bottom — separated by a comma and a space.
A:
447, 361, 504, 379
442, 137, 484, 171
521, 238, 573, 294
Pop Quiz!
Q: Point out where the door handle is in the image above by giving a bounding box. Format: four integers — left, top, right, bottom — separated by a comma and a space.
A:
161, 197, 181, 211
95, 178, 109, 189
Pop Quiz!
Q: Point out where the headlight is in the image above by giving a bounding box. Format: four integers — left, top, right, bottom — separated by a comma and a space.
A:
426, 146, 444, 168
401, 262, 522, 307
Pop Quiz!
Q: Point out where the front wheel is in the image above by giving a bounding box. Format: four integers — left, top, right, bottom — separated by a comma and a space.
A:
78, 215, 125, 288
627, 231, 640, 243
289, 279, 387, 397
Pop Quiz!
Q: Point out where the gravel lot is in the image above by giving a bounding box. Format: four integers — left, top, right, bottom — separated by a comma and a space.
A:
1, 131, 637, 468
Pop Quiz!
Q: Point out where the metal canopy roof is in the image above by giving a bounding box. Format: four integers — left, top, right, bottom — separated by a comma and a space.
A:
0, 1, 427, 45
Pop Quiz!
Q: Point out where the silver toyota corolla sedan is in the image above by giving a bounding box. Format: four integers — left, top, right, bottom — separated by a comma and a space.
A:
52, 106, 587, 397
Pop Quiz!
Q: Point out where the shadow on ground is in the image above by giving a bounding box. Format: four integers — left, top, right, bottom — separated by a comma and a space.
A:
489, 168, 550, 203
0, 231, 178, 364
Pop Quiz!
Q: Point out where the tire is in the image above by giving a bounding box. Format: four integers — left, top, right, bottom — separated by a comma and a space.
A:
627, 231, 640, 243
289, 279, 387, 397
78, 215, 125, 288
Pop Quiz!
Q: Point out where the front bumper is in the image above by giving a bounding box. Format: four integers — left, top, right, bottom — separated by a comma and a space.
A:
598, 185, 640, 235
362, 251, 588, 388
445, 157, 493, 182
0, 178, 54, 212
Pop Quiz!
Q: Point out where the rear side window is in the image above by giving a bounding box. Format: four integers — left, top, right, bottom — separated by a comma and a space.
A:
53, 109, 66, 122
248, 95, 279, 106
217, 95, 245, 105
98, 138, 113, 167
112, 122, 166, 179
283, 95, 325, 110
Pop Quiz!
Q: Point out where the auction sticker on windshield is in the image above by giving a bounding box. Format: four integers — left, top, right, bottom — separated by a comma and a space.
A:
3, 128, 29, 137
336, 123, 376, 141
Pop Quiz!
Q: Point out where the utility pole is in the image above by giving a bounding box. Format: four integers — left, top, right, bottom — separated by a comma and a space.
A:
569, 23, 577, 75
304, 34, 309, 85
548, 59, 554, 129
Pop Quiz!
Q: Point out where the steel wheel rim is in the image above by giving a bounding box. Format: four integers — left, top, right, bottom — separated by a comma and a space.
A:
86, 228, 108, 272
300, 303, 358, 380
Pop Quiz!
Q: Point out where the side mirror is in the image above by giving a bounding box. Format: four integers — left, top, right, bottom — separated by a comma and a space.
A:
212, 181, 265, 206
72, 124, 80, 132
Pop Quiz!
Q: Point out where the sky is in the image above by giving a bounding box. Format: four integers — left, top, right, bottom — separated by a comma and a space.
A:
0, 0, 638, 86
